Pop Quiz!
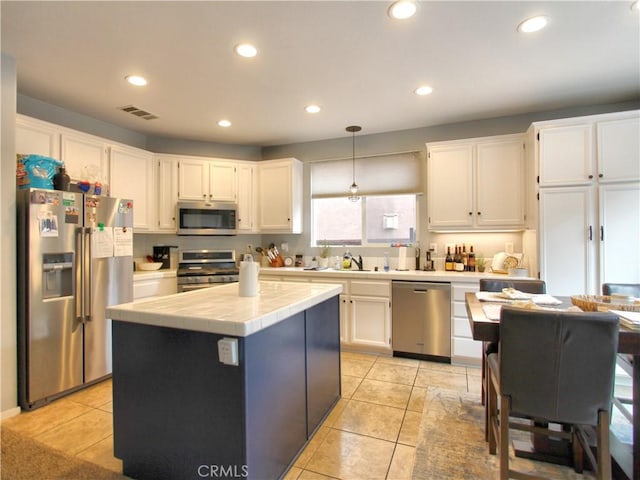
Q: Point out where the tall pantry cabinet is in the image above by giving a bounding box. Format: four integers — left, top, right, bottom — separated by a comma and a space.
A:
529, 110, 640, 295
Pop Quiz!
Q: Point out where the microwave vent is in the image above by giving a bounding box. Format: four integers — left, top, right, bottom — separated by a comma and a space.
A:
117, 105, 158, 120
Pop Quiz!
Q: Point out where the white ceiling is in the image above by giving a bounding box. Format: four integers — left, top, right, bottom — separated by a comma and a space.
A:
2, 1, 639, 146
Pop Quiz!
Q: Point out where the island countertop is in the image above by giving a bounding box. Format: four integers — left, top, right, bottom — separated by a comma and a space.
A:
106, 280, 342, 337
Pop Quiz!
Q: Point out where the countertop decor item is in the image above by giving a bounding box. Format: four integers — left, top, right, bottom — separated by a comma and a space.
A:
346, 125, 362, 202
136, 262, 163, 271
571, 294, 640, 312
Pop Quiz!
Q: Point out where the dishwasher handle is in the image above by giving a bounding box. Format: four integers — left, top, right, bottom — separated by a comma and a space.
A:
393, 281, 450, 294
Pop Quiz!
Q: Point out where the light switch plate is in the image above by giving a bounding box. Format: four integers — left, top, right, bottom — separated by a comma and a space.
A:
218, 337, 239, 366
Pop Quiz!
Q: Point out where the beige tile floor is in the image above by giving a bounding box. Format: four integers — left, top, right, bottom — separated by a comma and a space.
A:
1, 351, 480, 479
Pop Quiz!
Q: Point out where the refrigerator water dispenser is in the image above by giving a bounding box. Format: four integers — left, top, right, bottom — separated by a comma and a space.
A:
42, 253, 73, 299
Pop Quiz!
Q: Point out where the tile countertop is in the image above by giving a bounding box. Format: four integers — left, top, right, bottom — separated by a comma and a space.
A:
107, 281, 342, 337
259, 267, 534, 282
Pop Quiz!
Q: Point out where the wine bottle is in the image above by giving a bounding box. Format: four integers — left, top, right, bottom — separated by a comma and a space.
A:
445, 247, 453, 271
454, 246, 464, 272
462, 245, 468, 271
468, 246, 476, 272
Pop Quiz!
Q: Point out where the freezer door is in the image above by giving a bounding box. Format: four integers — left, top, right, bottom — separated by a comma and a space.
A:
83, 196, 133, 383
17, 189, 83, 407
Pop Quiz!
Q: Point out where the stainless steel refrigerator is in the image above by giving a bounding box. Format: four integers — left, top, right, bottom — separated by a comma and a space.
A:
17, 188, 133, 410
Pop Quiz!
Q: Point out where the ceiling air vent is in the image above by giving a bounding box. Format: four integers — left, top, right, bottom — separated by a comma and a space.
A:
117, 105, 158, 120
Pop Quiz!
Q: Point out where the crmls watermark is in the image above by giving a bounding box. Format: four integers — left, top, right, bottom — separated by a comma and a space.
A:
197, 464, 249, 478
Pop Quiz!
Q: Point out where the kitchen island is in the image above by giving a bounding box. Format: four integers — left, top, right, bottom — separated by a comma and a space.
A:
106, 281, 342, 480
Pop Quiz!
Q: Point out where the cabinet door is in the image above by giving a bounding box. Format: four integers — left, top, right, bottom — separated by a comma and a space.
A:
599, 183, 640, 285
110, 146, 155, 231
237, 164, 256, 233
427, 144, 474, 228
157, 157, 179, 231
539, 187, 597, 295
538, 124, 593, 187
597, 117, 640, 182
61, 133, 107, 182
178, 158, 209, 201
209, 161, 237, 202
349, 295, 391, 350
259, 161, 293, 231
340, 294, 350, 344
16, 116, 60, 157
475, 139, 525, 227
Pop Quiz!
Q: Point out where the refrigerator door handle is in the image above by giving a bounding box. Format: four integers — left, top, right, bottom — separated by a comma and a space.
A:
84, 227, 93, 322
75, 227, 84, 323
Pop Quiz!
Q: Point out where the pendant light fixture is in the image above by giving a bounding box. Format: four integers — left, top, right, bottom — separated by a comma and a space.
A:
346, 125, 362, 202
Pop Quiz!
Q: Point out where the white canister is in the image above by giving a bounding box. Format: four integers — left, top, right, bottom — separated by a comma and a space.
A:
239, 259, 260, 297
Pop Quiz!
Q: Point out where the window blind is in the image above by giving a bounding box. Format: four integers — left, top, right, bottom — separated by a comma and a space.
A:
311, 152, 424, 198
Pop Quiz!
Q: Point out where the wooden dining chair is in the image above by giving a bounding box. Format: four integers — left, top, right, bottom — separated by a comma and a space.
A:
487, 307, 619, 480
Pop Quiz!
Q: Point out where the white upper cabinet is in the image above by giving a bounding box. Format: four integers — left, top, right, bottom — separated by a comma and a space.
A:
109, 145, 156, 231
236, 163, 257, 233
258, 158, 303, 233
534, 110, 640, 187
538, 124, 593, 187
178, 157, 237, 202
60, 132, 108, 183
597, 116, 640, 182
475, 138, 525, 227
427, 134, 525, 231
156, 156, 179, 232
427, 143, 474, 229
16, 115, 60, 157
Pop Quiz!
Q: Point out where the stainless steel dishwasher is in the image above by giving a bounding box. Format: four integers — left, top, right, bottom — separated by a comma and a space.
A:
392, 281, 451, 361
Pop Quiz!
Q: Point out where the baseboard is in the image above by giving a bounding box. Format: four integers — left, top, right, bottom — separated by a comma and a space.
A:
1, 406, 21, 420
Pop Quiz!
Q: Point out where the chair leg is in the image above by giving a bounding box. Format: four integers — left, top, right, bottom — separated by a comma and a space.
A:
500, 394, 510, 480
481, 341, 487, 406
571, 428, 584, 473
597, 410, 612, 480
488, 369, 497, 454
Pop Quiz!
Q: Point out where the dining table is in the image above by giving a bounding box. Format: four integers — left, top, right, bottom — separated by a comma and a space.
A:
465, 292, 640, 480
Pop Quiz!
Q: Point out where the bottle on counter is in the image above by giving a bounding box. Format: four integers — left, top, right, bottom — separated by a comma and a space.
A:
454, 246, 464, 272
462, 245, 468, 271
445, 247, 453, 271
468, 246, 476, 272
383, 252, 390, 272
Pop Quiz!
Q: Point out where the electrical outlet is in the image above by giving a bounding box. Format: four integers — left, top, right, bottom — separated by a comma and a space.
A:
505, 242, 514, 254
246, 244, 253, 253
218, 338, 239, 366
429, 243, 437, 254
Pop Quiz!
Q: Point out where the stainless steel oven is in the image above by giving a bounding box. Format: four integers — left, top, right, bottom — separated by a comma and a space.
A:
176, 250, 238, 292
177, 201, 237, 236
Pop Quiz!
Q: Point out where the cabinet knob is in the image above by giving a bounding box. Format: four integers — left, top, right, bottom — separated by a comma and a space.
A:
468, 212, 473, 216
599, 173, 603, 178
477, 211, 481, 215
588, 175, 594, 179
202, 194, 206, 198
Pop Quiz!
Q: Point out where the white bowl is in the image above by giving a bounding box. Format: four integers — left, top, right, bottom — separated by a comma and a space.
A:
137, 262, 163, 271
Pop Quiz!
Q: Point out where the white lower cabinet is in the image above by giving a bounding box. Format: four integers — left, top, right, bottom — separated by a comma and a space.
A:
133, 275, 177, 301
451, 282, 482, 364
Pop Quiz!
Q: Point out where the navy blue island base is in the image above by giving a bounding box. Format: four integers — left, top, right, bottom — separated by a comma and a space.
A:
112, 295, 340, 480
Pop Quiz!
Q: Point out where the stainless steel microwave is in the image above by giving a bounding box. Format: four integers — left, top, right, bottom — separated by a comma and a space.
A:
177, 201, 237, 235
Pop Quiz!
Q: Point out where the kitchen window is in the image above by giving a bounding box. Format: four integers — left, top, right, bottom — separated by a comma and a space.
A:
312, 194, 417, 246
310, 151, 423, 247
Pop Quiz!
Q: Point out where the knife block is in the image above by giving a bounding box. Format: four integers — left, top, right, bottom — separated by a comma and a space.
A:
269, 254, 285, 268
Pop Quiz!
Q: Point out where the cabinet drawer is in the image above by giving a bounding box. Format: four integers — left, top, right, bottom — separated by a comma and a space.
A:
453, 317, 472, 338
452, 337, 482, 359
310, 278, 349, 295
350, 280, 390, 297
453, 302, 471, 319
134, 278, 177, 300
452, 283, 478, 301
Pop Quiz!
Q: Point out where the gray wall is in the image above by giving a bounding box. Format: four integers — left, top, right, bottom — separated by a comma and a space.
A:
2, 54, 18, 416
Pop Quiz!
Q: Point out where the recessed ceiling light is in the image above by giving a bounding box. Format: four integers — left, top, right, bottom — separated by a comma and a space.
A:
415, 85, 433, 96
217, 120, 231, 128
388, 0, 417, 19
234, 43, 258, 58
125, 75, 147, 86
517, 15, 548, 33
305, 105, 321, 114
632, 0, 640, 11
